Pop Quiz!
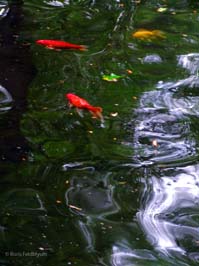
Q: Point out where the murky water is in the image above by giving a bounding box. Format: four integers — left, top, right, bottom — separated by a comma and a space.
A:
1, 0, 199, 265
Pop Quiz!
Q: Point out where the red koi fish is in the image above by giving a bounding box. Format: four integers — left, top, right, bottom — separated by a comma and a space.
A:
66, 93, 104, 122
36, 40, 87, 51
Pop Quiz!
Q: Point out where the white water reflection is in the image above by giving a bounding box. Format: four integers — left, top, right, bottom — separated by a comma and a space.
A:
177, 53, 199, 75
0, 84, 13, 111
138, 165, 199, 255
143, 54, 162, 64
0, 2, 9, 19
108, 53, 199, 265
135, 53, 199, 258
0, 84, 12, 103
45, 0, 69, 7
133, 89, 197, 165
157, 76, 199, 91
111, 245, 156, 266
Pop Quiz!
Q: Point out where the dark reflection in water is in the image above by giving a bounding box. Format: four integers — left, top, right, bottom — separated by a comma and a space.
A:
0, 0, 36, 162
65, 172, 118, 216
64, 170, 119, 253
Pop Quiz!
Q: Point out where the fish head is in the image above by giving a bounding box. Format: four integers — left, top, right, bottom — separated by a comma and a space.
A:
65, 93, 77, 102
36, 40, 48, 46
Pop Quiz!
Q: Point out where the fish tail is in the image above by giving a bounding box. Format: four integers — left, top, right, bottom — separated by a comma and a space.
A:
89, 106, 104, 122
152, 30, 166, 38
79, 45, 88, 51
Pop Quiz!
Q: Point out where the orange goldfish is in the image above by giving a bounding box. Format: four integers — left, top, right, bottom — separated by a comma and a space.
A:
132, 29, 165, 40
66, 93, 104, 122
36, 40, 87, 51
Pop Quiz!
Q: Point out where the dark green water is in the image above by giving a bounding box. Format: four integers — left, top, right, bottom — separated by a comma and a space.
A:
1, 0, 199, 265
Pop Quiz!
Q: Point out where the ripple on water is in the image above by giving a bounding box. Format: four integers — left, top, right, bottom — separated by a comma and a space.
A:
131, 51, 199, 262
137, 164, 199, 256
0, 84, 13, 112
177, 53, 199, 75
132, 68, 199, 166
0, 3, 9, 19
131, 89, 197, 165
65, 172, 119, 217
143, 54, 163, 64
44, 0, 69, 7
111, 245, 157, 266
1, 188, 46, 215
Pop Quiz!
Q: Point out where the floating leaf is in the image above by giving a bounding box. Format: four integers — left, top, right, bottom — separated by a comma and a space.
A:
102, 73, 124, 82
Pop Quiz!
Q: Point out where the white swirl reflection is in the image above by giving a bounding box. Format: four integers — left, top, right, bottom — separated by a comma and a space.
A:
111, 245, 156, 266
143, 54, 162, 64
132, 89, 197, 165
177, 53, 199, 75
0, 3, 9, 19
135, 53, 199, 259
44, 0, 69, 7
0, 84, 13, 111
138, 165, 199, 254
77, 220, 95, 252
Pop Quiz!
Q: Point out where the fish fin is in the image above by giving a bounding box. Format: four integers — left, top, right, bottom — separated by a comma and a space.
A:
68, 102, 73, 108
152, 30, 166, 39
79, 45, 88, 51
46, 45, 55, 50
76, 108, 84, 117
100, 121, 106, 128
89, 107, 104, 123
46, 46, 62, 51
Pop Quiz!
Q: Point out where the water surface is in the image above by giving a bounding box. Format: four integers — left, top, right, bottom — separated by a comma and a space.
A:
1, 1, 199, 265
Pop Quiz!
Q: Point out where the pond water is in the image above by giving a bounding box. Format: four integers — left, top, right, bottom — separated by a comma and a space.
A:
1, 0, 199, 265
